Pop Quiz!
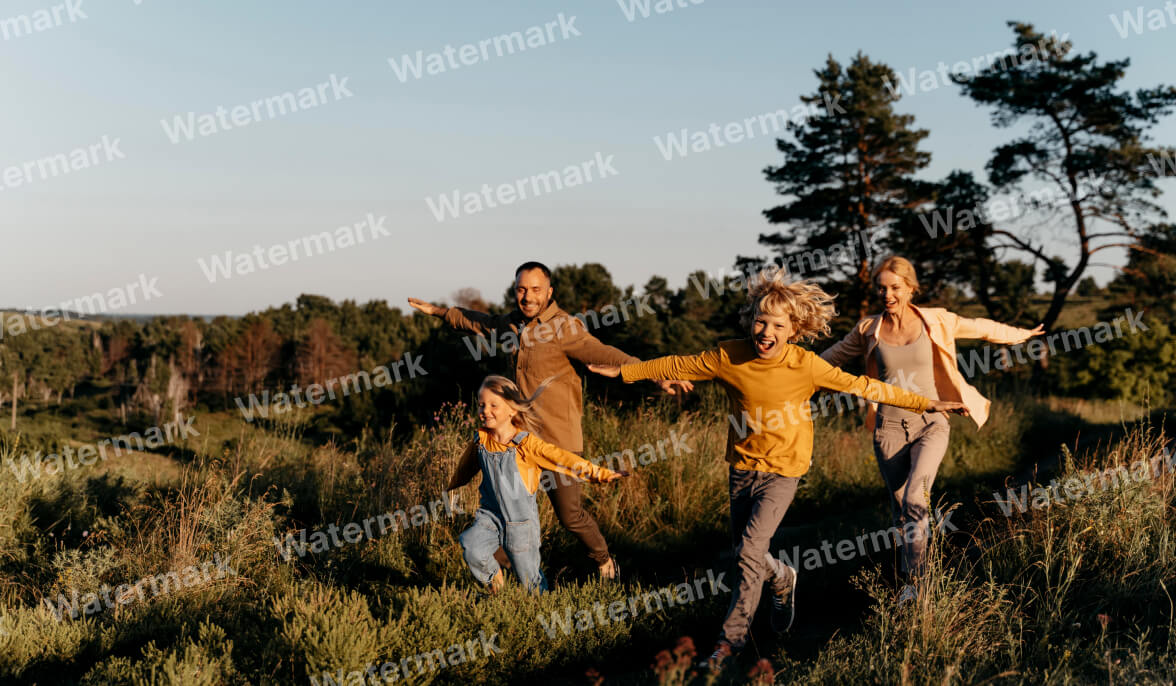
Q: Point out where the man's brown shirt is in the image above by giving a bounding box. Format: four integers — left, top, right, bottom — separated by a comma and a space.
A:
443, 300, 638, 453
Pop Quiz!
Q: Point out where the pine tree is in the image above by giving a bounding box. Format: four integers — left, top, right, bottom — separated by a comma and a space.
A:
953, 22, 1176, 335
761, 52, 934, 321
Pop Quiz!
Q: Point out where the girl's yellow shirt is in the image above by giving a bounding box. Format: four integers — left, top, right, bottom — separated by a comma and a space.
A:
447, 428, 619, 494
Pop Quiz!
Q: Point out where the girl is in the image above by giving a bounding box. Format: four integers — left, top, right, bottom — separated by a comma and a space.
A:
447, 375, 627, 593
588, 269, 967, 666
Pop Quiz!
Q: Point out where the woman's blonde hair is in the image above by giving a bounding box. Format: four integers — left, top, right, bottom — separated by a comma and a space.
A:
872, 256, 921, 295
740, 267, 836, 343
477, 374, 555, 435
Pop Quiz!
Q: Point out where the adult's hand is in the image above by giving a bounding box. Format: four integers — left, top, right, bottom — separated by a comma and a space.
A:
928, 400, 969, 416
407, 297, 445, 317
587, 363, 621, 378
656, 379, 695, 396
1010, 323, 1045, 345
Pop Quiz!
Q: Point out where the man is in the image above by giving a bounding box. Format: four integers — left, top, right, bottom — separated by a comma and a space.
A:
408, 261, 691, 579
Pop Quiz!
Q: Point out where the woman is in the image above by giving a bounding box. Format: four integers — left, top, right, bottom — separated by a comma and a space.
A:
821, 256, 1042, 604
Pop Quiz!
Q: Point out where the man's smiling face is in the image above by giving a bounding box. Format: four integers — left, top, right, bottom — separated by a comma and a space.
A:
515, 268, 553, 320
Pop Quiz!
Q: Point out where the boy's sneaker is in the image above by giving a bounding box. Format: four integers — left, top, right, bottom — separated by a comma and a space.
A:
598, 556, 621, 581
770, 564, 798, 633
897, 584, 918, 608
698, 641, 734, 671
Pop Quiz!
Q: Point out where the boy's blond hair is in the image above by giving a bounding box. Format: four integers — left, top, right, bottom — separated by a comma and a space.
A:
740, 268, 836, 343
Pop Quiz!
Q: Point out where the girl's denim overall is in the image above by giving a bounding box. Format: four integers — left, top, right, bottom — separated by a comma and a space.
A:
458, 431, 547, 592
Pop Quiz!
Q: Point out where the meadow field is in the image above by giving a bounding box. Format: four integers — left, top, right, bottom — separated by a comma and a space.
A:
7, 3, 1176, 684
0, 378, 1172, 685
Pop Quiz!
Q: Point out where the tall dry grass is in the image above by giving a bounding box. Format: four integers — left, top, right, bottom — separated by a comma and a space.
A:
0, 392, 1170, 684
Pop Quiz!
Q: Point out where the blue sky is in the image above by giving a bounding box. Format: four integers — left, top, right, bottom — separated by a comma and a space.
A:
2, 0, 1173, 315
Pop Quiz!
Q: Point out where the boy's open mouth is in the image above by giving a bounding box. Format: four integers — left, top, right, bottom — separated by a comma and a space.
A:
755, 337, 776, 354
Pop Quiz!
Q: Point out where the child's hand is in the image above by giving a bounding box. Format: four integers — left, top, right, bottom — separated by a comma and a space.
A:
588, 364, 621, 378
604, 471, 630, 482
928, 400, 969, 416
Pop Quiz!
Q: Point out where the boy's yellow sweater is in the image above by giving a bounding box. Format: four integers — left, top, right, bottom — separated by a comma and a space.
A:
620, 339, 931, 477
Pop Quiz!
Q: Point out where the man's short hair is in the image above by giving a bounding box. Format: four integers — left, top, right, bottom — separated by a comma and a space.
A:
515, 261, 552, 282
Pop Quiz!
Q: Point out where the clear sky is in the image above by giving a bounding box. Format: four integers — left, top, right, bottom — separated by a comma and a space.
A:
2, 0, 1173, 315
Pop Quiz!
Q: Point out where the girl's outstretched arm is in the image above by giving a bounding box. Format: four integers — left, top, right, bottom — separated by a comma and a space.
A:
521, 436, 627, 484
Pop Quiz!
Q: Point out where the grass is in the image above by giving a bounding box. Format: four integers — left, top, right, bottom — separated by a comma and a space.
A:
0, 384, 1171, 685
789, 421, 1175, 685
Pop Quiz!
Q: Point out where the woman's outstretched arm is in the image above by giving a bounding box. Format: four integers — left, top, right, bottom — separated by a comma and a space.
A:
951, 312, 1044, 345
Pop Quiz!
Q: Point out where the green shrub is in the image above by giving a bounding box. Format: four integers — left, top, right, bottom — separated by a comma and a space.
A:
79, 620, 241, 686
271, 581, 385, 682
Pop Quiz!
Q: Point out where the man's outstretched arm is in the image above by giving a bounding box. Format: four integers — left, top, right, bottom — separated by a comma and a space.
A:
407, 297, 512, 338
561, 318, 695, 395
